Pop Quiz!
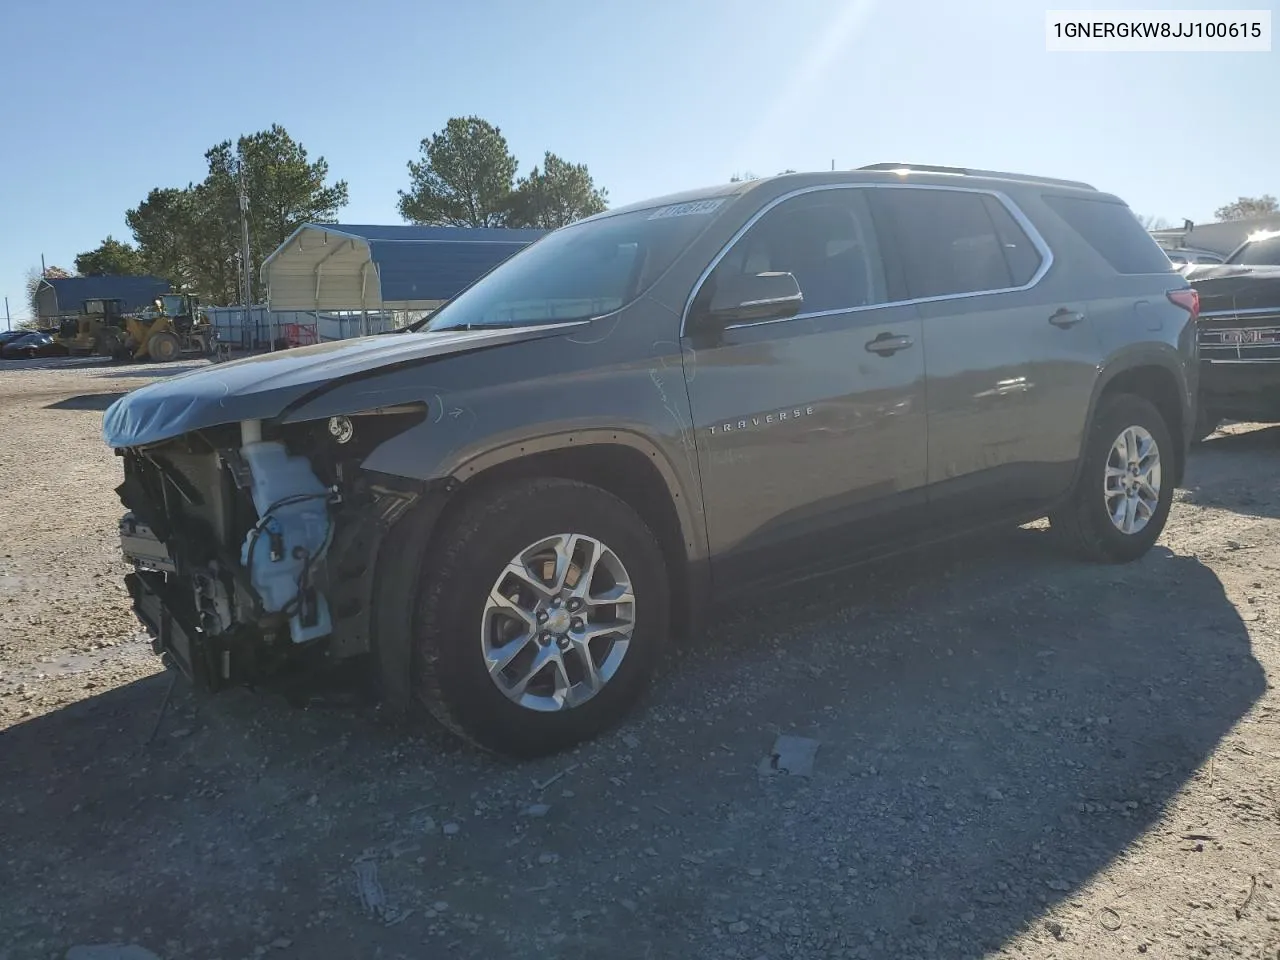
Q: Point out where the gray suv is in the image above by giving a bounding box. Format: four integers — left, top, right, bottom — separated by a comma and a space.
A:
103, 164, 1200, 756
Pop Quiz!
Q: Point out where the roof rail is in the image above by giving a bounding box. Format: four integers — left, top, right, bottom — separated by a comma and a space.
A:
856, 162, 1096, 191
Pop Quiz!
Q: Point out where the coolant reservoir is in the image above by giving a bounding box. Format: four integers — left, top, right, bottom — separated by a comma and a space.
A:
238, 434, 333, 645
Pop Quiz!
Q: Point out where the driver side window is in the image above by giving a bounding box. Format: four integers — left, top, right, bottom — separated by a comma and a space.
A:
706, 189, 889, 317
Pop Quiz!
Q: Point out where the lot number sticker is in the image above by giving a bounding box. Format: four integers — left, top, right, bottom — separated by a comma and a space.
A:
646, 198, 727, 220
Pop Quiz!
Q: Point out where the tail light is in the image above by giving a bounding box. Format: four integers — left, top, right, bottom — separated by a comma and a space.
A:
1167, 288, 1200, 321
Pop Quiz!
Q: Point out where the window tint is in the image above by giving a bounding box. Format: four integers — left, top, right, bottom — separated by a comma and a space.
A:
981, 195, 1043, 285
703, 189, 888, 316
870, 189, 1021, 299
1042, 195, 1173, 274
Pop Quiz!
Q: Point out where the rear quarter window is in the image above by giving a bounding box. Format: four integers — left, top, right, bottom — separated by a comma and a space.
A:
980, 195, 1042, 286
1042, 195, 1173, 275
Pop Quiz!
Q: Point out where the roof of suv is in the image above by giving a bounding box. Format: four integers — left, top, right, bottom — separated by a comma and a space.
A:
585, 163, 1117, 223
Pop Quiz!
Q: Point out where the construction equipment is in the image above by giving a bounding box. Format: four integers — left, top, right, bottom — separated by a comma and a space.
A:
119, 294, 213, 362
57, 298, 129, 356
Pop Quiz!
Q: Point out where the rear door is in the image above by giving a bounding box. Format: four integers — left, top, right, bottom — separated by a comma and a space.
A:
682, 186, 928, 592
868, 186, 1102, 525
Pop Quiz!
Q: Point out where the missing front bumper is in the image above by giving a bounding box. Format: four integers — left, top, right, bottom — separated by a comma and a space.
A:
125, 568, 300, 692
116, 452, 433, 699
125, 569, 218, 688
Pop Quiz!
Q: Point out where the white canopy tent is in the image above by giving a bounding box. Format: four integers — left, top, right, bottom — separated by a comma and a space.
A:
260, 223, 549, 322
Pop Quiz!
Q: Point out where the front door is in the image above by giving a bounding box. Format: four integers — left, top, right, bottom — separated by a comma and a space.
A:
681, 187, 928, 594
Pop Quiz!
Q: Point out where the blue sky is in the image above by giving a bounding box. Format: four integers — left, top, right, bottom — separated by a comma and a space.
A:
1, 0, 1276, 324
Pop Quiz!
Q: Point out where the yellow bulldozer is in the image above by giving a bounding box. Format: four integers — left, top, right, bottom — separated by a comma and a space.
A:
57, 298, 129, 356
90, 294, 213, 362
59, 294, 214, 363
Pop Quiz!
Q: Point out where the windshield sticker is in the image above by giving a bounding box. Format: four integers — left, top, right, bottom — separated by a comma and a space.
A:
646, 198, 727, 220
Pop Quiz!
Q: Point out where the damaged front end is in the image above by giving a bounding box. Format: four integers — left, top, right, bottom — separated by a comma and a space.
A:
113, 408, 426, 693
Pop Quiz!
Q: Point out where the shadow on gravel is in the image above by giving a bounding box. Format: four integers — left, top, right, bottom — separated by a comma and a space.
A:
0, 356, 100, 371
91, 362, 212, 380
43, 392, 129, 411
0, 528, 1264, 960
1181, 424, 1280, 519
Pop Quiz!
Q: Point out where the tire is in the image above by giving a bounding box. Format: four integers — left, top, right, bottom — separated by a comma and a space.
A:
1049, 393, 1175, 563
414, 478, 670, 757
147, 331, 180, 362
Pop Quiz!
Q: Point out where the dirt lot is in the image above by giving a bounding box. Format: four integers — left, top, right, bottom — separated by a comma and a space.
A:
1, 358, 1278, 960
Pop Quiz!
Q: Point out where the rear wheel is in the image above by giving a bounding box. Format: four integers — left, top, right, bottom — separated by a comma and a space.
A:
414, 478, 669, 757
147, 331, 180, 362
1049, 393, 1175, 563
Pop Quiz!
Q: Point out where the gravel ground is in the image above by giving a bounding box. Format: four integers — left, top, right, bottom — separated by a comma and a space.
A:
2, 358, 1279, 960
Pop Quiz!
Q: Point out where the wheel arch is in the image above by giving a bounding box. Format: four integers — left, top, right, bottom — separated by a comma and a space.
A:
367, 431, 710, 711
1084, 355, 1190, 489
444, 432, 707, 638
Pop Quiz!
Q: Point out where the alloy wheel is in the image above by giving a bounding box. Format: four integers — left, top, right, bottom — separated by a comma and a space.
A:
480, 533, 636, 712
1103, 424, 1161, 535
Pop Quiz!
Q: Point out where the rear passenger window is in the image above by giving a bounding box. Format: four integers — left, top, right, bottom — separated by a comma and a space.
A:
870, 189, 1038, 299
1042, 195, 1173, 275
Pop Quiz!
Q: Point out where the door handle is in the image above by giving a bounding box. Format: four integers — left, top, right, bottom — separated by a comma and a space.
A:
865, 332, 915, 356
1049, 308, 1085, 328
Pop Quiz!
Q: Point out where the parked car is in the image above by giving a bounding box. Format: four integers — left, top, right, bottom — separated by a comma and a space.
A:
1163, 246, 1225, 269
1185, 229, 1280, 438
1, 331, 70, 360
102, 164, 1198, 756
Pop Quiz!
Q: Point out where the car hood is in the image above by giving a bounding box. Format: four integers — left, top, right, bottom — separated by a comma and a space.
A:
1186, 264, 1280, 315
103, 323, 584, 449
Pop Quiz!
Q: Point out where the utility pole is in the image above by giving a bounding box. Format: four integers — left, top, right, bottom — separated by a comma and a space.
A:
4, 296, 10, 332
236, 159, 260, 348
41, 253, 46, 275
237, 165, 253, 309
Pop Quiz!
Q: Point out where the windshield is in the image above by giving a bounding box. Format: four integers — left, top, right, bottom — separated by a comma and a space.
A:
422, 198, 730, 331
1228, 236, 1280, 265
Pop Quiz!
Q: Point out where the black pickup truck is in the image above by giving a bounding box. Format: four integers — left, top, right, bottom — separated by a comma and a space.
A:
1185, 229, 1280, 438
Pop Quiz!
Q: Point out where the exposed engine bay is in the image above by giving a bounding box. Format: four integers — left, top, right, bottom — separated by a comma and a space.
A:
114, 408, 426, 692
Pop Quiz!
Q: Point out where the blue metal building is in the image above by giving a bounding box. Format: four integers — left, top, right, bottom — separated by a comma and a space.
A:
34, 275, 171, 320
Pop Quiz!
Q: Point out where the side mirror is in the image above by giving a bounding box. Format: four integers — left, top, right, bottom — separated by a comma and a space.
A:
701, 271, 804, 330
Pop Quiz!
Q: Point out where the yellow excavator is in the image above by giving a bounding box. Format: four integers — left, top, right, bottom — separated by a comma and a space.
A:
106, 294, 214, 362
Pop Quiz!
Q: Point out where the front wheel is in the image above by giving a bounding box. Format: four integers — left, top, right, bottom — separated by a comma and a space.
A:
414, 478, 670, 757
1049, 393, 1175, 563
147, 331, 180, 362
